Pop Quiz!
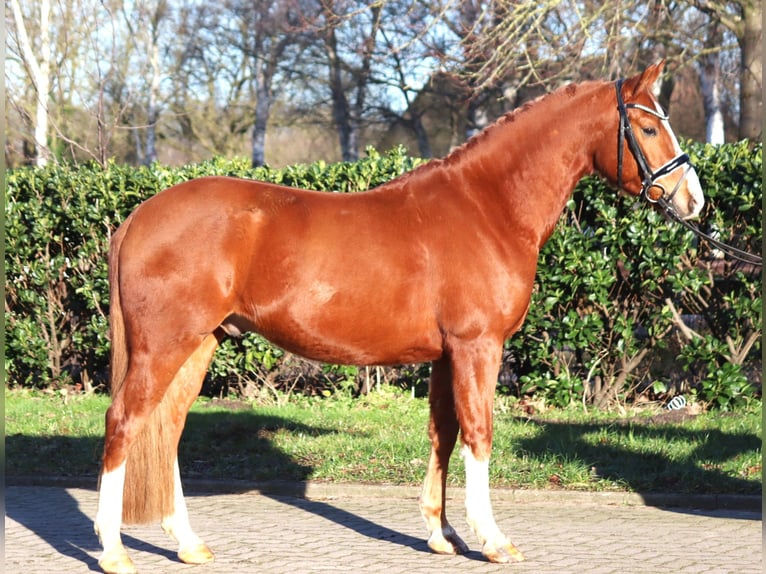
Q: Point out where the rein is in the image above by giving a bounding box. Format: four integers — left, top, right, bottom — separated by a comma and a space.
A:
615, 79, 762, 267
656, 198, 762, 266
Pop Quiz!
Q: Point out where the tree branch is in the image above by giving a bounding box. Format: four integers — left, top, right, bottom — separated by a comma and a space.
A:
665, 298, 703, 341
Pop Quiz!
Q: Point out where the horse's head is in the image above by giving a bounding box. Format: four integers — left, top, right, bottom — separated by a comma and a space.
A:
596, 61, 704, 220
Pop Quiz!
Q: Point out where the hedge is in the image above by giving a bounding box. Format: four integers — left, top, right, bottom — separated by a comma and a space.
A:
5, 143, 762, 409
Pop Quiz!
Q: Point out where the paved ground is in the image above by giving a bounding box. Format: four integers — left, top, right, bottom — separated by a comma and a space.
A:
5, 484, 762, 574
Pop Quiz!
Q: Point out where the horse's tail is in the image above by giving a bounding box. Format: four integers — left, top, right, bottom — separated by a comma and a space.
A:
108, 219, 129, 400
107, 214, 176, 525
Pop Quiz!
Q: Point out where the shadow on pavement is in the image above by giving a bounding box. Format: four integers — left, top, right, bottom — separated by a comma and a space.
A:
5, 486, 102, 572
6, 407, 442, 570
512, 414, 761, 518
265, 495, 439, 555
7, 409, 322, 571
180, 409, 460, 558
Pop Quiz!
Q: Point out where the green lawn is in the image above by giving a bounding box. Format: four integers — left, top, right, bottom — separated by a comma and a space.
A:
5, 387, 761, 495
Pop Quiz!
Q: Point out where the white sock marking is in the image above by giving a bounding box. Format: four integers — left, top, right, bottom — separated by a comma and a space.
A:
161, 458, 204, 551
461, 445, 504, 545
95, 462, 126, 553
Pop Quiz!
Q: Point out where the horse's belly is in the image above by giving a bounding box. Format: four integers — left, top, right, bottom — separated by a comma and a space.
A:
230, 272, 442, 366
255, 310, 443, 366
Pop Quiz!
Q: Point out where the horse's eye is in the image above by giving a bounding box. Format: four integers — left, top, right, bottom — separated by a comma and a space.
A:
642, 127, 658, 136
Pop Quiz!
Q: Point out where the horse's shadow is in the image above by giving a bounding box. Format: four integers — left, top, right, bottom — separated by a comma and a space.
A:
263, 494, 437, 552
5, 476, 186, 572
6, 481, 98, 572
5, 407, 440, 573
179, 407, 439, 556
508, 412, 762, 509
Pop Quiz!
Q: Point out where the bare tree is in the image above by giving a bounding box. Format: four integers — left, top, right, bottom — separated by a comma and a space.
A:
8, 0, 164, 166
433, 0, 496, 139
5, 0, 759, 166
437, 0, 759, 143
168, 3, 253, 159
75, 1, 142, 165
9, 0, 51, 166
434, 0, 639, 139
121, 1, 171, 165
297, 0, 383, 162
224, 0, 303, 167
690, 0, 762, 140
356, 0, 451, 157
377, 23, 432, 157
698, 22, 726, 143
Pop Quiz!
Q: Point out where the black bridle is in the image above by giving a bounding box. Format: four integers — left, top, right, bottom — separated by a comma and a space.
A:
615, 79, 692, 204
615, 79, 762, 266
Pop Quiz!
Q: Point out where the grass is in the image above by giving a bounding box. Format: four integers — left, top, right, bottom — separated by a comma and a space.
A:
5, 387, 762, 495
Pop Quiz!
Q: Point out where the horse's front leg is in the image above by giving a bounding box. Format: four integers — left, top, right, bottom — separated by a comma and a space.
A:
449, 336, 525, 564
420, 356, 468, 555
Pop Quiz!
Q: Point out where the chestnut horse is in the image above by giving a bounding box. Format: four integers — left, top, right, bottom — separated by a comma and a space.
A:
95, 62, 703, 573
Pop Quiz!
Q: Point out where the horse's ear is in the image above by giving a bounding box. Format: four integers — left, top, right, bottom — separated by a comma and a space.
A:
630, 60, 665, 96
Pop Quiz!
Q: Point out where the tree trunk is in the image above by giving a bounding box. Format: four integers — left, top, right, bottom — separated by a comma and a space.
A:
144, 36, 161, 165
698, 53, 725, 144
738, 0, 762, 140
324, 26, 355, 161
698, 21, 725, 144
133, 129, 143, 165
411, 113, 432, 158
34, 0, 50, 166
11, 0, 51, 166
348, 4, 381, 162
321, 3, 381, 163
252, 59, 272, 167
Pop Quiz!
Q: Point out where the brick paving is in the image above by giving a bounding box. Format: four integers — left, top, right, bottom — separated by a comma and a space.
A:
5, 485, 762, 574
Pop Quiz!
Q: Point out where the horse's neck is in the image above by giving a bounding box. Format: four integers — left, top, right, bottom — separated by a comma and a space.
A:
446, 83, 607, 247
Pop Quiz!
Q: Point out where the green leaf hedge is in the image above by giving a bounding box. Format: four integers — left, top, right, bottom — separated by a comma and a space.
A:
5, 143, 761, 408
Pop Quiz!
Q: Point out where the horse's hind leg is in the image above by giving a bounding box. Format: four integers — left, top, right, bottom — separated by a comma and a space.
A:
96, 461, 130, 573
420, 356, 469, 555
159, 333, 220, 564
96, 333, 219, 574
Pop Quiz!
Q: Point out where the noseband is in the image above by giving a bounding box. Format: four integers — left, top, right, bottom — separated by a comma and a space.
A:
615, 79, 692, 205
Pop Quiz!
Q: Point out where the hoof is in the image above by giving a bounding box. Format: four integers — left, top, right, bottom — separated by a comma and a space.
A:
427, 527, 469, 556
482, 540, 525, 564
99, 547, 137, 574
178, 543, 215, 565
